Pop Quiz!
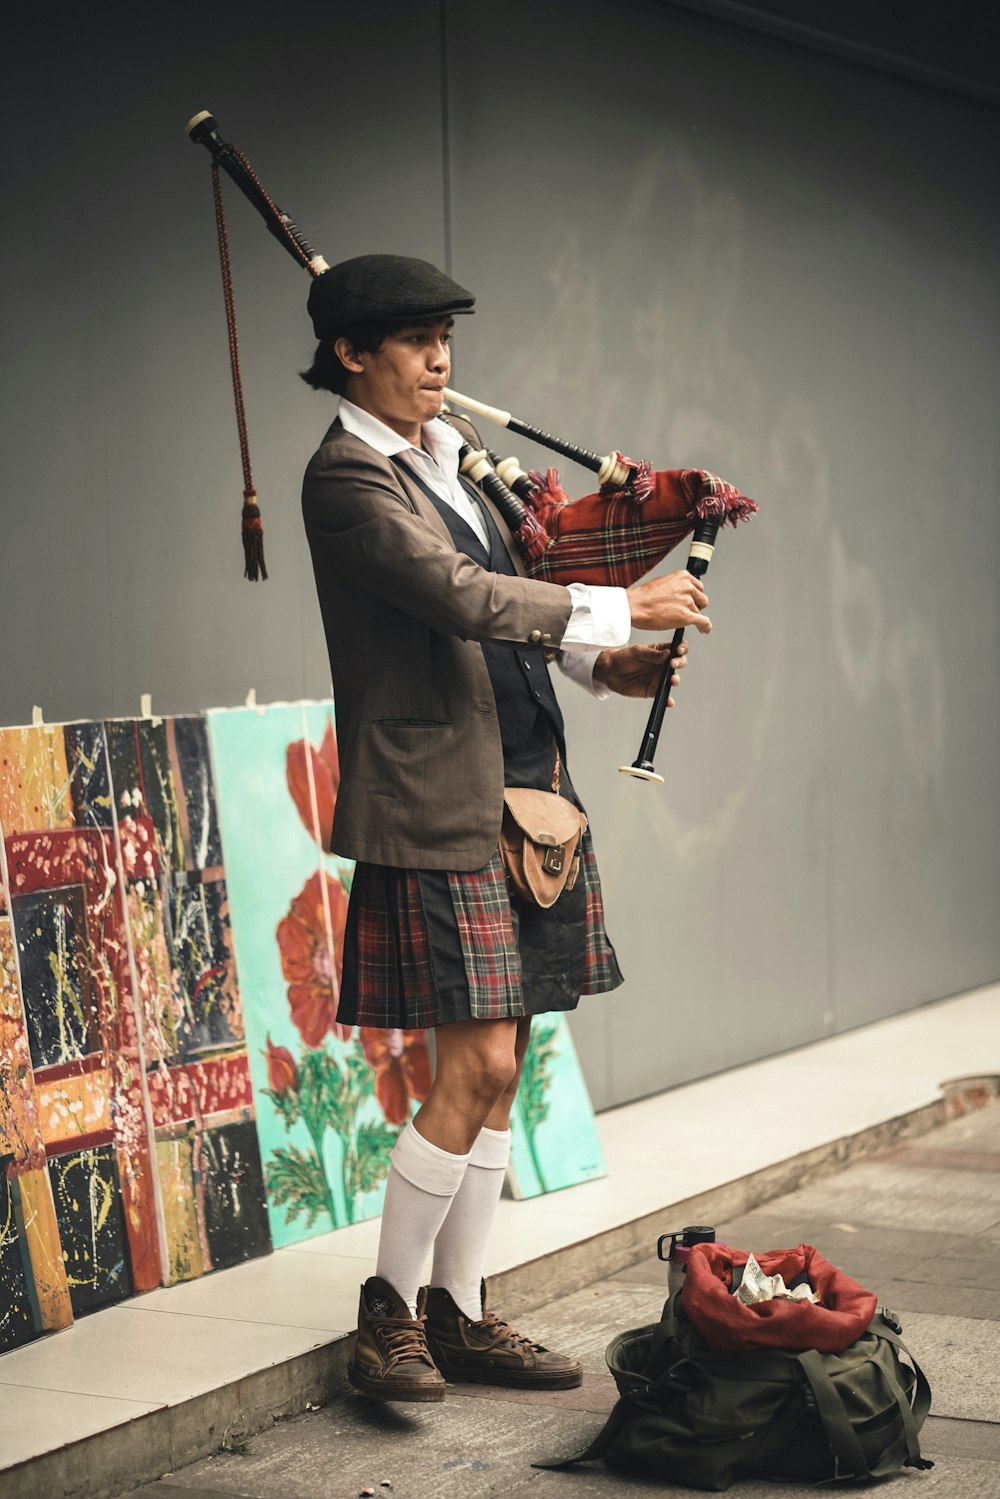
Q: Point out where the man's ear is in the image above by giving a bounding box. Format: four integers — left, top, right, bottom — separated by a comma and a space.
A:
334, 336, 365, 375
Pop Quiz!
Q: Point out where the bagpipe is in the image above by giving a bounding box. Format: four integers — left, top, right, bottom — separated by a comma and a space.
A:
186, 111, 757, 780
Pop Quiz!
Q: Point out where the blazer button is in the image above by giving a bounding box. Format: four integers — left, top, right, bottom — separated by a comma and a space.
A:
528, 629, 543, 644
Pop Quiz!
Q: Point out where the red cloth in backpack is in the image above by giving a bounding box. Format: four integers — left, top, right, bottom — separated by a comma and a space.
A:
682, 1242, 878, 1353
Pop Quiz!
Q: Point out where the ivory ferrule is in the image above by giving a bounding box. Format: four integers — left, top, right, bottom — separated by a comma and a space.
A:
444, 388, 512, 428
618, 765, 665, 784
598, 453, 631, 488
495, 456, 529, 490
459, 448, 494, 484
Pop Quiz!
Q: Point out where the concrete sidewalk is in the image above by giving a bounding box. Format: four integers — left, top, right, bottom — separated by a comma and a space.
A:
121, 1099, 1000, 1498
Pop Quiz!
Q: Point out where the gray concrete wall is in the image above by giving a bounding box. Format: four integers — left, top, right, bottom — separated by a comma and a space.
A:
2, 2, 997, 1110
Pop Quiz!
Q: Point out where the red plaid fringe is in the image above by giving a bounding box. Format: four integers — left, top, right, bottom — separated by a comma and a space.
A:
522, 466, 757, 587
346, 832, 618, 1029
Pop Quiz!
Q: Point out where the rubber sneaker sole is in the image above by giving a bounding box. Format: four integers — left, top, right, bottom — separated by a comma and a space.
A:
347, 1360, 446, 1403
433, 1358, 583, 1390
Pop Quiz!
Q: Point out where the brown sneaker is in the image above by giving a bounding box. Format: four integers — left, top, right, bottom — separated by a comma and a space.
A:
424, 1283, 583, 1390
348, 1277, 446, 1403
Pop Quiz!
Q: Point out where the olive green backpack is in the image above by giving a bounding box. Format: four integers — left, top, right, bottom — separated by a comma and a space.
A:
538, 1291, 933, 1491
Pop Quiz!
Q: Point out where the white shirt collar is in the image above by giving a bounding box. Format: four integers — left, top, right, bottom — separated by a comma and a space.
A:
337, 398, 463, 470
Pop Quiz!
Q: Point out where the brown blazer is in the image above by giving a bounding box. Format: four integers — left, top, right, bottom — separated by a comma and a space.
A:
301, 414, 573, 870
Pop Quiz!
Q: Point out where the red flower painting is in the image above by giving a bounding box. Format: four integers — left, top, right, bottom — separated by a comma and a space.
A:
286, 717, 340, 849
263, 1035, 299, 1096
359, 1027, 433, 1125
276, 870, 351, 1048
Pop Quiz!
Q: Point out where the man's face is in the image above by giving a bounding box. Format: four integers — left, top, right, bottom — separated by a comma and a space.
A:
340, 318, 453, 437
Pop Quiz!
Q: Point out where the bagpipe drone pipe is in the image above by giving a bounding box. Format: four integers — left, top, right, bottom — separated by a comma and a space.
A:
186, 110, 758, 776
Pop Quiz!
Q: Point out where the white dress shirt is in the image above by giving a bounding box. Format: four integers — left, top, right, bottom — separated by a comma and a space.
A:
336, 400, 631, 696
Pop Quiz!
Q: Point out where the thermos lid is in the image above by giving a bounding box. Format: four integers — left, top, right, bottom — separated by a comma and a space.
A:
657, 1224, 718, 1260
681, 1226, 716, 1245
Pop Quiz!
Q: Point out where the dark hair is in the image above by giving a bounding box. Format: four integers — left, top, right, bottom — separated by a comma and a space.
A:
300, 321, 391, 395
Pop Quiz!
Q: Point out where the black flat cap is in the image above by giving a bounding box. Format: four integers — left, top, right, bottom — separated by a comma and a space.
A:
308, 254, 475, 339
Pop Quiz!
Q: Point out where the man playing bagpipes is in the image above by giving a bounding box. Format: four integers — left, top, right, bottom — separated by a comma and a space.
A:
299, 253, 750, 1402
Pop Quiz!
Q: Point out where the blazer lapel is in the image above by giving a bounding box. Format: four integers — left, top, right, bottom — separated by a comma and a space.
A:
386, 456, 460, 549
327, 417, 457, 548
325, 413, 525, 569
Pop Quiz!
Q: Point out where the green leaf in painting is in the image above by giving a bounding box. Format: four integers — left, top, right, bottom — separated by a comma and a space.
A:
519, 1020, 559, 1132
515, 1019, 560, 1193
265, 1145, 336, 1228
350, 1119, 399, 1199
262, 1086, 301, 1129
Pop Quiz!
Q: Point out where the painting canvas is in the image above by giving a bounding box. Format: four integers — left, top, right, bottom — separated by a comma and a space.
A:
0, 838, 74, 1352
207, 702, 430, 1248
507, 1013, 607, 1199
0, 715, 271, 1337
0, 723, 161, 1317
102, 716, 270, 1282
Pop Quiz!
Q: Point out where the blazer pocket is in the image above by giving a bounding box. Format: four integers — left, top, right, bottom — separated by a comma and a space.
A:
370, 717, 453, 728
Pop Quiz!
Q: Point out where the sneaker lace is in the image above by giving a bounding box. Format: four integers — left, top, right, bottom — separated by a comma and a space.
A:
477, 1310, 547, 1353
377, 1313, 434, 1365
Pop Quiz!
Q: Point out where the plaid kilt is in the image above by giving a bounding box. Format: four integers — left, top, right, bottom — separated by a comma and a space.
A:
338, 828, 622, 1030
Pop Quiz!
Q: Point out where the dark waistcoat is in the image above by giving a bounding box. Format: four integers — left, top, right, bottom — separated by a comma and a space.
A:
393, 462, 565, 757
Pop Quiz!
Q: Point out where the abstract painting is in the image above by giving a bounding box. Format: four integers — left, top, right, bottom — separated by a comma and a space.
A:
207, 702, 430, 1247
0, 722, 160, 1318
0, 841, 73, 1352
0, 715, 271, 1344
103, 716, 270, 1282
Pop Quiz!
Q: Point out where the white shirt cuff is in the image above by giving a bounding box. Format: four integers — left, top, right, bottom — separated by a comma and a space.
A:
560, 583, 631, 649
556, 646, 613, 700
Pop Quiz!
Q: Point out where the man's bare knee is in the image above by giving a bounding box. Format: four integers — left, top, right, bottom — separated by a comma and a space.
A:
435, 1022, 518, 1109
454, 1048, 517, 1110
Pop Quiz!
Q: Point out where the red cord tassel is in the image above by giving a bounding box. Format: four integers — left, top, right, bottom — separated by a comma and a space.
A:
242, 492, 268, 581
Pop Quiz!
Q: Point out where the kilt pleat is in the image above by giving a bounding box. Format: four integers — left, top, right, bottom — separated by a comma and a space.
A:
338, 828, 622, 1031
447, 853, 524, 1019
578, 832, 622, 996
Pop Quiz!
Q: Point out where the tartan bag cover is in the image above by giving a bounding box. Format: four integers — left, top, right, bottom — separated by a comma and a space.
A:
521, 466, 757, 587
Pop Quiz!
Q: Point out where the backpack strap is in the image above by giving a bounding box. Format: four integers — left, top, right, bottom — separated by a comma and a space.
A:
796, 1317, 933, 1481
868, 1313, 934, 1469
796, 1347, 877, 1480
871, 1312, 932, 1420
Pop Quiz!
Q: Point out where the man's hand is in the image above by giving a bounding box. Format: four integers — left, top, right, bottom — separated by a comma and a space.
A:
593, 641, 688, 700
627, 570, 711, 634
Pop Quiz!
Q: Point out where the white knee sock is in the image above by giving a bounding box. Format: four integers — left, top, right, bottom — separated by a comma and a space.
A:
429, 1125, 512, 1320
375, 1122, 472, 1316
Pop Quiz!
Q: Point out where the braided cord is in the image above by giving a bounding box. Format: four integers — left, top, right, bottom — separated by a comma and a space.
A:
211, 162, 267, 579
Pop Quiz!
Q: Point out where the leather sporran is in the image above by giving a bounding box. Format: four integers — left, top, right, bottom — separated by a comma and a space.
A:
500, 788, 587, 908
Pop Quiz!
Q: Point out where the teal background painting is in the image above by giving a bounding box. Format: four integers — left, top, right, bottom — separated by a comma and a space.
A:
507, 1013, 607, 1199
207, 702, 419, 1246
